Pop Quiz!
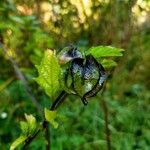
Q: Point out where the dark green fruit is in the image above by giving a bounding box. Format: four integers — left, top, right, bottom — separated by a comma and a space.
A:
58, 45, 107, 105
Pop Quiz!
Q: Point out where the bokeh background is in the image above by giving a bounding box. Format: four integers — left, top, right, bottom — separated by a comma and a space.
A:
0, 0, 150, 149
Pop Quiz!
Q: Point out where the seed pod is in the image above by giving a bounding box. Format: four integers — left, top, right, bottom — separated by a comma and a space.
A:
58, 45, 83, 64
83, 55, 106, 100
70, 58, 85, 96
70, 55, 106, 105
58, 45, 83, 94
58, 46, 107, 105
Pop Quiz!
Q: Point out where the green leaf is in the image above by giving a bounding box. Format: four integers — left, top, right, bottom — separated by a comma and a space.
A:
44, 108, 59, 129
35, 50, 61, 99
20, 121, 29, 136
101, 59, 117, 68
10, 16, 24, 24
10, 136, 27, 150
25, 114, 37, 135
0, 77, 14, 92
86, 46, 124, 57
10, 114, 38, 150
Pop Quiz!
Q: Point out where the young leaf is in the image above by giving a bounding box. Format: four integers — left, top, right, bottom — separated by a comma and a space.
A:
35, 50, 61, 99
10, 114, 38, 150
44, 108, 59, 129
25, 114, 37, 135
86, 46, 124, 57
20, 121, 29, 136
10, 136, 27, 150
101, 59, 117, 68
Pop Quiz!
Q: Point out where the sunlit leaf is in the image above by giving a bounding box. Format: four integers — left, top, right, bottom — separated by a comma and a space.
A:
10, 114, 38, 149
20, 121, 29, 136
44, 108, 59, 129
35, 50, 61, 99
25, 114, 37, 135
101, 59, 117, 68
86, 46, 124, 57
10, 136, 27, 150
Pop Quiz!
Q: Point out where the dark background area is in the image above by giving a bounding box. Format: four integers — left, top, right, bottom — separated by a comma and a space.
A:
0, 0, 150, 149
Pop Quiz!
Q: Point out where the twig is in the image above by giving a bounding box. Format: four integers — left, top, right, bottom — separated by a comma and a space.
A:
22, 129, 41, 150
23, 122, 51, 150
43, 91, 68, 150
20, 91, 67, 149
0, 41, 68, 149
79, 0, 90, 25
99, 79, 111, 150
101, 99, 111, 150
0, 42, 43, 116
43, 121, 51, 150
0, 42, 68, 149
50, 91, 68, 110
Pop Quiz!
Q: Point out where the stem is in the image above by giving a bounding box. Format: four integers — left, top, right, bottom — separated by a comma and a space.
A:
51, 91, 68, 110
16, 91, 68, 149
22, 129, 41, 150
43, 91, 68, 150
101, 99, 111, 150
0, 38, 68, 149
0, 42, 43, 116
43, 121, 51, 150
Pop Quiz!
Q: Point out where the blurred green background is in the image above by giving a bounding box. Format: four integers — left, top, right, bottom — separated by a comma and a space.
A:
0, 0, 150, 149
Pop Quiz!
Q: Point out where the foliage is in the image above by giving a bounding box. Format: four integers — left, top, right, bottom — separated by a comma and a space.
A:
44, 108, 59, 129
10, 43, 123, 149
35, 50, 61, 99
10, 114, 38, 150
0, 0, 149, 150
86, 46, 124, 57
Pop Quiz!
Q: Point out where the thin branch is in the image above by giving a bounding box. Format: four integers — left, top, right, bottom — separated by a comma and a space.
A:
0, 42, 68, 150
43, 91, 68, 150
79, 0, 90, 25
21, 91, 68, 149
101, 99, 111, 150
0, 42, 43, 116
50, 91, 68, 110
43, 121, 51, 150
100, 80, 111, 150
22, 129, 41, 150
